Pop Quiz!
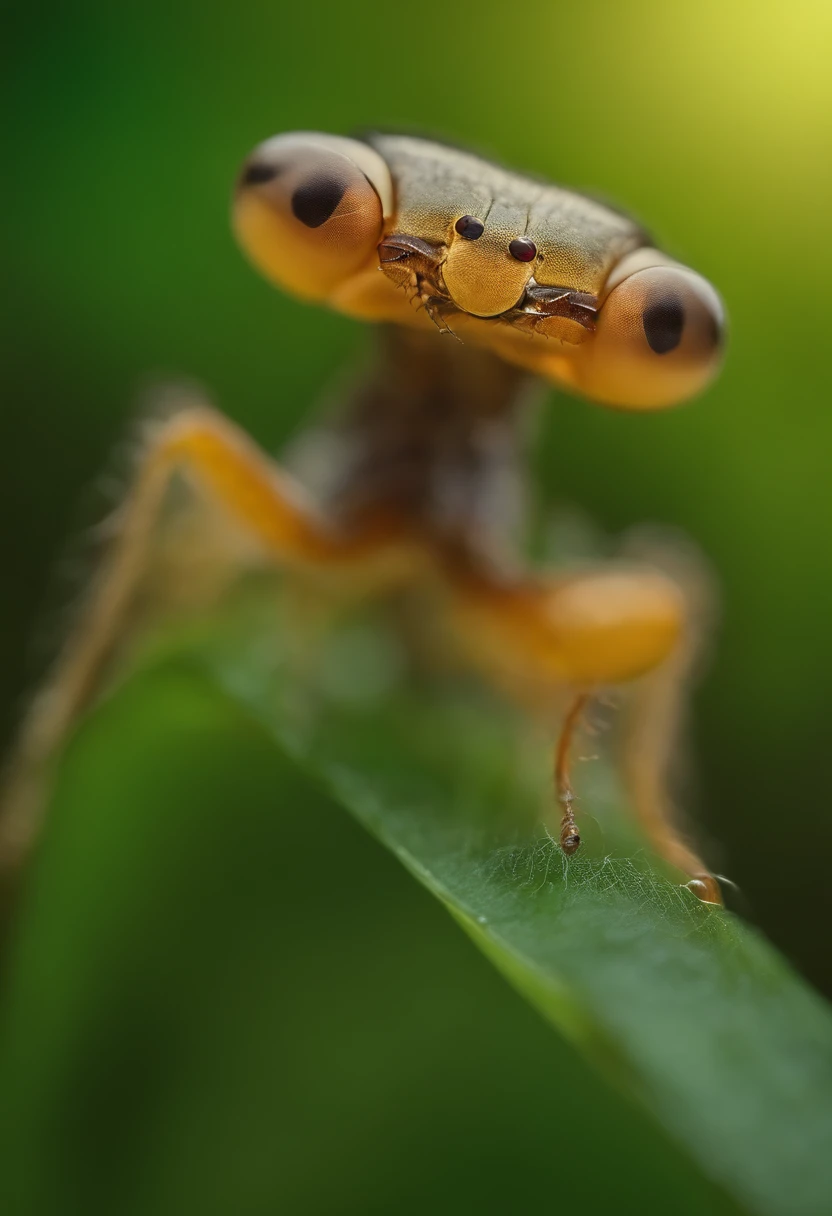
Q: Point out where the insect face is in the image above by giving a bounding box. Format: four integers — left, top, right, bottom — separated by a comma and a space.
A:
233, 132, 724, 410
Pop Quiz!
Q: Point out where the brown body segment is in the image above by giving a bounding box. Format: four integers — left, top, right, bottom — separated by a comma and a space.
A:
0, 131, 726, 910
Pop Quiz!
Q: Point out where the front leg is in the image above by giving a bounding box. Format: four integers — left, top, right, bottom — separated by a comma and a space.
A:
445, 562, 722, 904
0, 400, 419, 875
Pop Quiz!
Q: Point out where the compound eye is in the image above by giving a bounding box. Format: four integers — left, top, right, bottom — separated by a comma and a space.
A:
233, 132, 392, 301
576, 252, 725, 409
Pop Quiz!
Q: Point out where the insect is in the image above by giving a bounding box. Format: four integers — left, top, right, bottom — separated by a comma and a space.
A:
2, 132, 725, 902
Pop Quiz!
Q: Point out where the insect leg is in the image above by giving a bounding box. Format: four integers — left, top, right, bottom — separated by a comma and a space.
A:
0, 400, 415, 877
553, 691, 590, 856
445, 563, 722, 903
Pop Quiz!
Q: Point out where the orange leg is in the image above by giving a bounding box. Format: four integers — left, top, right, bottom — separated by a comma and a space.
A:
0, 401, 419, 874
446, 564, 722, 903
1, 401, 720, 908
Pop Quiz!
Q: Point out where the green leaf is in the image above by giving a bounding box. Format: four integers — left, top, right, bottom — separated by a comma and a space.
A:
4, 580, 832, 1216
191, 586, 832, 1216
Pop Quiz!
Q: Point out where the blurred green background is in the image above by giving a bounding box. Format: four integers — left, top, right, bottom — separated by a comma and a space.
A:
2, 1, 832, 1212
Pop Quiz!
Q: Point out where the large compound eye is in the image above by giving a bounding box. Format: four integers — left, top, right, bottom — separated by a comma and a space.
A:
233, 132, 393, 301
573, 250, 725, 409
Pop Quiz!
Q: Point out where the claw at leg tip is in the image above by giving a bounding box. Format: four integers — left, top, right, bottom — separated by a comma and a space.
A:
560, 831, 581, 856
684, 876, 724, 906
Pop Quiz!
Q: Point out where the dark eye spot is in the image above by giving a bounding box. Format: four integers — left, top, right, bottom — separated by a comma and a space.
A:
509, 237, 537, 263
242, 162, 278, 186
643, 295, 685, 354
455, 215, 484, 240
291, 174, 347, 228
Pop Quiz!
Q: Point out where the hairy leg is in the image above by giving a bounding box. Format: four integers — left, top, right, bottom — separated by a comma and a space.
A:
446, 563, 721, 903
0, 402, 719, 905
0, 401, 418, 874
